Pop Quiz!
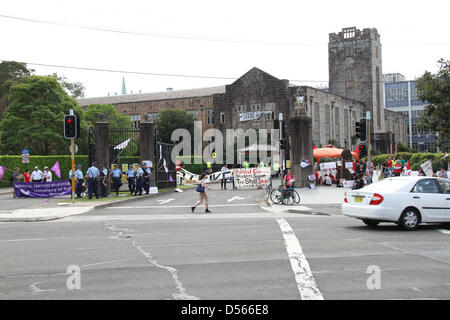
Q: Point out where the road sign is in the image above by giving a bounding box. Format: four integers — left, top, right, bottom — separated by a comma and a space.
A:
69, 144, 78, 154
21, 154, 30, 164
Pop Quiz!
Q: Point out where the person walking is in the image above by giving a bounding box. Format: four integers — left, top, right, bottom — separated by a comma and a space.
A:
191, 173, 211, 213
126, 165, 136, 195
443, 153, 448, 171
134, 164, 144, 196
111, 164, 122, 196
74, 164, 84, 198
86, 162, 100, 199
31, 166, 43, 182
220, 164, 228, 190
43, 166, 52, 182
99, 164, 108, 198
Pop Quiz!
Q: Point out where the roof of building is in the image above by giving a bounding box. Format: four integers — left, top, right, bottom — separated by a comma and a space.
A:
77, 85, 226, 106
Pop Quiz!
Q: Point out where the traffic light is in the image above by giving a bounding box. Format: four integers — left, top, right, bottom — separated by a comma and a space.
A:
64, 115, 77, 139
280, 138, 288, 150
359, 144, 367, 158
355, 118, 367, 142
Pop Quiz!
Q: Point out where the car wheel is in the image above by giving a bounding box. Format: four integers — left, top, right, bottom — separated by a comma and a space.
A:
399, 208, 420, 231
362, 219, 380, 227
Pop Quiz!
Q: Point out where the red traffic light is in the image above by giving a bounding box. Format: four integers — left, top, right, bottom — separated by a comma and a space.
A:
66, 118, 72, 124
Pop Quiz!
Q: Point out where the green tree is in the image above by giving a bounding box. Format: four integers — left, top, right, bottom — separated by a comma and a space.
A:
416, 59, 450, 148
51, 73, 85, 98
0, 61, 33, 115
155, 109, 195, 143
84, 104, 132, 128
0, 75, 87, 155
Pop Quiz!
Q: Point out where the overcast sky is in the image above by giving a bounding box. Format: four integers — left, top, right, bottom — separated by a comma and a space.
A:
1, 0, 449, 98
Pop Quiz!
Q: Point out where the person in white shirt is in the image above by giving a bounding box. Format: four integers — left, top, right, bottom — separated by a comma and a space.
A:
221, 164, 229, 190
31, 166, 43, 182
43, 166, 52, 182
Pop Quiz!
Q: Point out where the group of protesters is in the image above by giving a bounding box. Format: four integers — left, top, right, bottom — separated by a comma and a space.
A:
10, 166, 53, 184
68, 162, 152, 199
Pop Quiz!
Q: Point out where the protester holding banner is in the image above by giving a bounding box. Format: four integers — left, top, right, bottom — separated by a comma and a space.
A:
43, 166, 52, 182
31, 166, 43, 182
10, 167, 22, 198
191, 173, 211, 214
23, 168, 31, 183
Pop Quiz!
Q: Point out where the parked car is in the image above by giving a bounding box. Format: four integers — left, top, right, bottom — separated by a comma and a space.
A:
342, 176, 449, 230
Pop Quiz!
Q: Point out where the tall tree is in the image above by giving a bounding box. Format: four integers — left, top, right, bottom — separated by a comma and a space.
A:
416, 59, 450, 148
0, 61, 33, 115
155, 109, 195, 143
0, 75, 87, 155
83, 104, 132, 128
52, 73, 86, 98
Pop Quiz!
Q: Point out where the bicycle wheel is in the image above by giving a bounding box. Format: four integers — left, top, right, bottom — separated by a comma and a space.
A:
282, 190, 294, 205
292, 190, 300, 204
270, 189, 283, 204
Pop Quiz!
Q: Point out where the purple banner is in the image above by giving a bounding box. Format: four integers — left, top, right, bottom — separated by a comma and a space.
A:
14, 180, 72, 198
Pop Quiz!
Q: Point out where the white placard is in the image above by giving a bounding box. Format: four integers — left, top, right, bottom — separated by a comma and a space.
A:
320, 161, 337, 171
420, 160, 434, 177
345, 162, 353, 169
239, 111, 272, 122
149, 187, 158, 194
233, 167, 271, 189
342, 180, 355, 188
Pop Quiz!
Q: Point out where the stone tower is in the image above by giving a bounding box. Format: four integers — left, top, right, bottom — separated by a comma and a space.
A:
328, 27, 385, 134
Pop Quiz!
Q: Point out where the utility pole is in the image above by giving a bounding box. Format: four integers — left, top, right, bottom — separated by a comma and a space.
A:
367, 111, 372, 183
70, 109, 75, 203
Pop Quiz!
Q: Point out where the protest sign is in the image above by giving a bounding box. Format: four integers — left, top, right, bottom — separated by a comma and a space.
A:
320, 161, 337, 171
233, 167, 270, 189
14, 180, 71, 198
420, 160, 434, 177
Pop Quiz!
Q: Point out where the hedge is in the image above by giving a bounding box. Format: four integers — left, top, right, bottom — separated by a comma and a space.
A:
0, 155, 89, 187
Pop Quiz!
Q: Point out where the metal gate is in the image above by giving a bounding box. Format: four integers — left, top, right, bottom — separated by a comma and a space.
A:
109, 127, 140, 169
156, 142, 176, 189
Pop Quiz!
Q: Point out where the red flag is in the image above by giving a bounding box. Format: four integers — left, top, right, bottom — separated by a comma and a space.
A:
353, 146, 359, 154
313, 145, 317, 150
406, 160, 411, 176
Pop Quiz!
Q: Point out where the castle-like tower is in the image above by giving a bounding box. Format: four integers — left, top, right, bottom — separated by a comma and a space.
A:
328, 27, 385, 134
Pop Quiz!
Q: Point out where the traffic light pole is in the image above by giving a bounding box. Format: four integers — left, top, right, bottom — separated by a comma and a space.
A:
367, 112, 372, 184
71, 139, 75, 203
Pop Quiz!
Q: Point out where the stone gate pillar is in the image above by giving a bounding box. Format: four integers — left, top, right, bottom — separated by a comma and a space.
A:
289, 113, 313, 188
140, 118, 156, 187
95, 116, 110, 195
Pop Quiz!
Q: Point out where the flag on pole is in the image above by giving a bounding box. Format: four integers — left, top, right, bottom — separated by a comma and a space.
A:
406, 160, 411, 176
168, 174, 174, 183
114, 138, 131, 150
313, 145, 317, 150
0, 166, 5, 182
50, 161, 61, 178
163, 158, 168, 173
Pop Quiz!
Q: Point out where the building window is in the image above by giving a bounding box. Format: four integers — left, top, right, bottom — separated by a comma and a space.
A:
130, 114, 141, 129
345, 88, 354, 99
207, 109, 213, 125
343, 27, 356, 39
266, 103, 275, 120
251, 104, 261, 111
220, 112, 225, 124
147, 113, 159, 122
345, 46, 354, 57
237, 105, 246, 113
187, 110, 199, 120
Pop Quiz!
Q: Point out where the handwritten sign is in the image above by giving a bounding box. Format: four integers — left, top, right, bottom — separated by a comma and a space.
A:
233, 167, 270, 189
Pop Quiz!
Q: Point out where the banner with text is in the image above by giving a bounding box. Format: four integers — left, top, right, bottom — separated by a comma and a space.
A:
14, 180, 72, 198
233, 167, 270, 189
239, 111, 272, 122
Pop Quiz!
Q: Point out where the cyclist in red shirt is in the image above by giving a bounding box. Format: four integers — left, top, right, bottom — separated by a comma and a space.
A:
23, 168, 31, 183
283, 169, 295, 191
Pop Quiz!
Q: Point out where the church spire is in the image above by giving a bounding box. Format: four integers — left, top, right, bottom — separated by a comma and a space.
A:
121, 76, 127, 95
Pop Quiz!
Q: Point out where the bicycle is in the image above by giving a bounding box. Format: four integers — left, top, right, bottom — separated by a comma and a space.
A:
270, 183, 300, 205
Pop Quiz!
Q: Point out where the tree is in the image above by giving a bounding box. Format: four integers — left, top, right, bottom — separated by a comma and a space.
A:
0, 61, 33, 116
0, 75, 88, 155
83, 104, 132, 128
155, 109, 195, 144
51, 73, 85, 98
416, 59, 450, 148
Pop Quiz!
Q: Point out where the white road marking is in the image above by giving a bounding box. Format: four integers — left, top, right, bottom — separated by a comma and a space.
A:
438, 229, 450, 234
107, 204, 259, 209
275, 217, 324, 300
411, 287, 421, 292
0, 238, 46, 242
158, 199, 175, 205
82, 258, 140, 268
227, 196, 245, 203
105, 223, 199, 300
30, 282, 56, 295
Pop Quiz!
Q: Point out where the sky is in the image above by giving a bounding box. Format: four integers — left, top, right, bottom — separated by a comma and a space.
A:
1, 0, 449, 98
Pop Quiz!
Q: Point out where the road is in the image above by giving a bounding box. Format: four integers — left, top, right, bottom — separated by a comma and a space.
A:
0, 185, 449, 300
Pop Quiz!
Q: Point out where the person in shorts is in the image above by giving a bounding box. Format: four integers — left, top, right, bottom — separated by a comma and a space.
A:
191, 173, 211, 213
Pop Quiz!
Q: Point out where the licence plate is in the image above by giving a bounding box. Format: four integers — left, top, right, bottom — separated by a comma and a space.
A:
354, 196, 363, 203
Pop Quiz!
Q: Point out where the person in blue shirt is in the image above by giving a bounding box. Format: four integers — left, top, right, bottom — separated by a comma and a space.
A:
134, 164, 145, 196
86, 162, 100, 199
74, 164, 84, 198
126, 165, 136, 195
99, 164, 108, 198
143, 164, 151, 195
111, 164, 122, 196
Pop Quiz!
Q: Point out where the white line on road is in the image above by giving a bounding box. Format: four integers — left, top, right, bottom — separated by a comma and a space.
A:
227, 196, 245, 203
275, 217, 324, 300
82, 258, 140, 268
107, 204, 260, 209
30, 282, 56, 295
158, 199, 175, 205
438, 229, 450, 234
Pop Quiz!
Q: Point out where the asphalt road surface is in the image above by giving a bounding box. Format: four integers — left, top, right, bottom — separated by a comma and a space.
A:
1, 186, 449, 300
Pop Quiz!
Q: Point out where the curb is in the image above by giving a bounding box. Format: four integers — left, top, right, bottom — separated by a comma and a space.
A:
259, 194, 330, 216
0, 207, 95, 222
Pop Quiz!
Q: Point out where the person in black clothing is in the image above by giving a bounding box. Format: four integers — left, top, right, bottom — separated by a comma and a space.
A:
352, 174, 365, 190
443, 153, 448, 171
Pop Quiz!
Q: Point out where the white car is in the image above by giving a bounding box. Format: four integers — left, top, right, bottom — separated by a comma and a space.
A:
342, 176, 450, 231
